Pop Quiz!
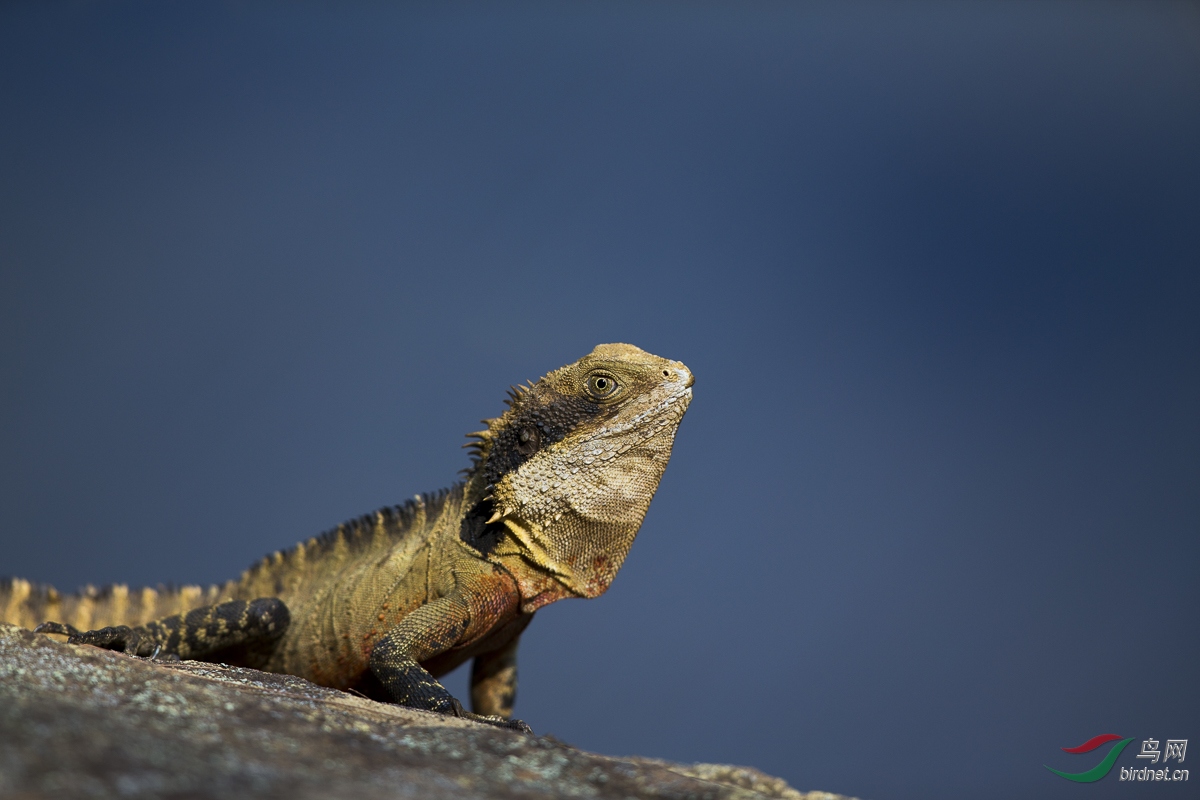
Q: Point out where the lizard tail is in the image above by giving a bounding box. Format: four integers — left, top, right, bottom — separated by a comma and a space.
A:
0, 577, 234, 632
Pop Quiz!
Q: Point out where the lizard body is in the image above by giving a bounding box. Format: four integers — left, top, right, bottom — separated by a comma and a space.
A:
1, 343, 693, 727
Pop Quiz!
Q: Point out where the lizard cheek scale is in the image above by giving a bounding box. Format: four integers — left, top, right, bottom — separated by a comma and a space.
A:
7, 343, 692, 734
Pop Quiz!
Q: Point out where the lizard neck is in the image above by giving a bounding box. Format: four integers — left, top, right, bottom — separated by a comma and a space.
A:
459, 473, 577, 612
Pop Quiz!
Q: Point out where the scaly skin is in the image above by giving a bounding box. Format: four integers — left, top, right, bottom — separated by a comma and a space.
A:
2, 344, 693, 730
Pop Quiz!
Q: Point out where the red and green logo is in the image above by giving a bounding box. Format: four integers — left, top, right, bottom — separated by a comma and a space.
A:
1046, 734, 1135, 782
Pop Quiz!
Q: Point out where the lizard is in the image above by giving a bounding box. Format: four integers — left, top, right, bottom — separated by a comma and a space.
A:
1, 343, 693, 731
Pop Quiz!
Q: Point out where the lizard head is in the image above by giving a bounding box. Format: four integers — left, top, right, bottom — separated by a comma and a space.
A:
465, 343, 693, 601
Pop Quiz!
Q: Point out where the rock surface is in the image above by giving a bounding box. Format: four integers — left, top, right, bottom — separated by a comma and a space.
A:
0, 624, 853, 800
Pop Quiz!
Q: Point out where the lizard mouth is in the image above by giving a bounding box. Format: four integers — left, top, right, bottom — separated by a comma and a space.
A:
621, 383, 691, 447
592, 383, 690, 442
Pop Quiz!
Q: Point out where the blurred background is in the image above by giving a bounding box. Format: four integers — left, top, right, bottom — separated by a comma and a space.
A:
2, 2, 1197, 798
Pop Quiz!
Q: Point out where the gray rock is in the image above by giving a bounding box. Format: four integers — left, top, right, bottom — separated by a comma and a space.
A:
0, 624, 854, 800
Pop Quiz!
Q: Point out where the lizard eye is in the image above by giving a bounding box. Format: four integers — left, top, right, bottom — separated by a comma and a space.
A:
585, 372, 620, 401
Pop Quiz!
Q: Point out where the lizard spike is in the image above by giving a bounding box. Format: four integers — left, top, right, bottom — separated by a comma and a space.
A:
485, 510, 503, 524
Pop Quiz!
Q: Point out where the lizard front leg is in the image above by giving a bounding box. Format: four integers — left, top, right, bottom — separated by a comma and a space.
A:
368, 595, 471, 714
368, 572, 531, 732
35, 597, 289, 664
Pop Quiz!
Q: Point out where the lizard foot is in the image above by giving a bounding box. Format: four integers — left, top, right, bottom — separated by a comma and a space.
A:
447, 698, 533, 734
469, 713, 534, 735
35, 622, 146, 656
33, 621, 81, 637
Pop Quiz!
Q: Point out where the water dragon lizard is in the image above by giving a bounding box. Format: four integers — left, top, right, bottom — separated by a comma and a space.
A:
1, 343, 693, 731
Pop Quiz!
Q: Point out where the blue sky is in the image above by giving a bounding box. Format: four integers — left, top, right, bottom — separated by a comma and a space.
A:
2, 3, 1198, 798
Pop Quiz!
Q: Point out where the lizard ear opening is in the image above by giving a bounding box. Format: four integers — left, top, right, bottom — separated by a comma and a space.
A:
515, 426, 540, 456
